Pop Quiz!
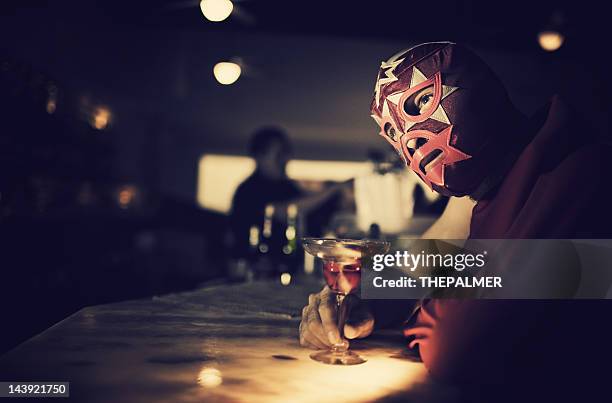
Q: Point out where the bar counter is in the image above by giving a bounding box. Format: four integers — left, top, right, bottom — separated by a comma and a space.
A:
0, 279, 453, 402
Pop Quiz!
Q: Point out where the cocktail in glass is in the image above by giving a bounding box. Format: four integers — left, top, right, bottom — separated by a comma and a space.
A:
302, 237, 390, 365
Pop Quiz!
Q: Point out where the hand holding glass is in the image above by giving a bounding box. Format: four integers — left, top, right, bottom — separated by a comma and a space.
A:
302, 238, 390, 365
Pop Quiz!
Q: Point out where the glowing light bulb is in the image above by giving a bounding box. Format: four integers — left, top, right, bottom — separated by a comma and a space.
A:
200, 0, 233, 22
213, 62, 241, 85
92, 107, 111, 130
46, 85, 58, 114
117, 185, 136, 209
538, 31, 564, 52
46, 99, 57, 114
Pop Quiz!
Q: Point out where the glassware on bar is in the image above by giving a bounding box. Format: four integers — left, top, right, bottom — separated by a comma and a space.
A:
302, 237, 390, 365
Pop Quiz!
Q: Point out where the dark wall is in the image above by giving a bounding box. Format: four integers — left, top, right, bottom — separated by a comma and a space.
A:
2, 5, 607, 202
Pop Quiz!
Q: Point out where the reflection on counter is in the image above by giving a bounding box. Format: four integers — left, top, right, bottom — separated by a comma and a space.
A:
198, 366, 223, 389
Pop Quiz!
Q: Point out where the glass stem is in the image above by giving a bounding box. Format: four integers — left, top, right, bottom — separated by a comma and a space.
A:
332, 293, 349, 353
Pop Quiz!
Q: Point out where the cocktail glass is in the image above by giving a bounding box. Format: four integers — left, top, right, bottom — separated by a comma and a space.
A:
302, 237, 390, 365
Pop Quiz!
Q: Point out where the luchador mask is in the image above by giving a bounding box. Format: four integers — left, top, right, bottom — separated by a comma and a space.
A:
370, 42, 522, 197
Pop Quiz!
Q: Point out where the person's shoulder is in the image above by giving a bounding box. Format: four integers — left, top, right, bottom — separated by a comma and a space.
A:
235, 173, 258, 191
284, 178, 302, 193
531, 95, 573, 137
568, 142, 612, 171
554, 142, 612, 197
232, 173, 259, 205
535, 95, 609, 171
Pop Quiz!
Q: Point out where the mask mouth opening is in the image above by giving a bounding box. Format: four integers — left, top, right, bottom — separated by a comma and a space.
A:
419, 149, 442, 174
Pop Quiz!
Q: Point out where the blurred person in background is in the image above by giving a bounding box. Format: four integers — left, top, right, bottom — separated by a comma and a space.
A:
229, 127, 348, 276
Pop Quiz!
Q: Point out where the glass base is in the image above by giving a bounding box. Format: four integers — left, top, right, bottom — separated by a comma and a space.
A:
309, 350, 366, 365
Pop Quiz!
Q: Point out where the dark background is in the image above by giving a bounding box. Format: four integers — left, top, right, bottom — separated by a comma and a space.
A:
1, 0, 609, 353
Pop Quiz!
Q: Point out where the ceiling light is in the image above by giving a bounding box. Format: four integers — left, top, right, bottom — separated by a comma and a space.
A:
538, 30, 564, 52
213, 62, 241, 85
200, 0, 233, 22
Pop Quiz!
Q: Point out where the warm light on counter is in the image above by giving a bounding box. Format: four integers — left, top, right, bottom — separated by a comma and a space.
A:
189, 339, 429, 402
280, 272, 291, 286
538, 30, 564, 51
197, 367, 223, 388
213, 62, 241, 85
200, 0, 233, 22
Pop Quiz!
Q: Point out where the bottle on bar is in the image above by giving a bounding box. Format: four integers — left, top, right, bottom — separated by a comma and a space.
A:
259, 204, 274, 255
283, 203, 298, 256
252, 203, 274, 279
279, 203, 298, 284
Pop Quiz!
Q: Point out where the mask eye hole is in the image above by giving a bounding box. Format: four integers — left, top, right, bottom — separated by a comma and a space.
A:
403, 85, 435, 116
418, 149, 443, 174
383, 122, 398, 141
406, 137, 428, 156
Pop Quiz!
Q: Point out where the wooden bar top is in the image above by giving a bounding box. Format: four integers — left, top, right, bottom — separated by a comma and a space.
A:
0, 279, 451, 402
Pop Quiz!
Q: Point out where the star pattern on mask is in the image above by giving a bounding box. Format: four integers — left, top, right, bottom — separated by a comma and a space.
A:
409, 125, 471, 189
385, 66, 459, 130
374, 58, 404, 108
381, 99, 393, 121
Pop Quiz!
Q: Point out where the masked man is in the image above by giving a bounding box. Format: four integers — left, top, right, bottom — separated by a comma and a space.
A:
300, 42, 611, 400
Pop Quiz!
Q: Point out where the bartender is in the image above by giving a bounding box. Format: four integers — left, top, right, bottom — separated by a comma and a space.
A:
230, 126, 346, 259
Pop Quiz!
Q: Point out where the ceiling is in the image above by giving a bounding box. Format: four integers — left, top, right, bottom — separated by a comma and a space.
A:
1, 0, 609, 201
2, 0, 606, 55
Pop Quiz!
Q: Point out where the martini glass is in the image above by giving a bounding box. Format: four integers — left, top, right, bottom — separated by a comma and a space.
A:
302, 237, 390, 365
